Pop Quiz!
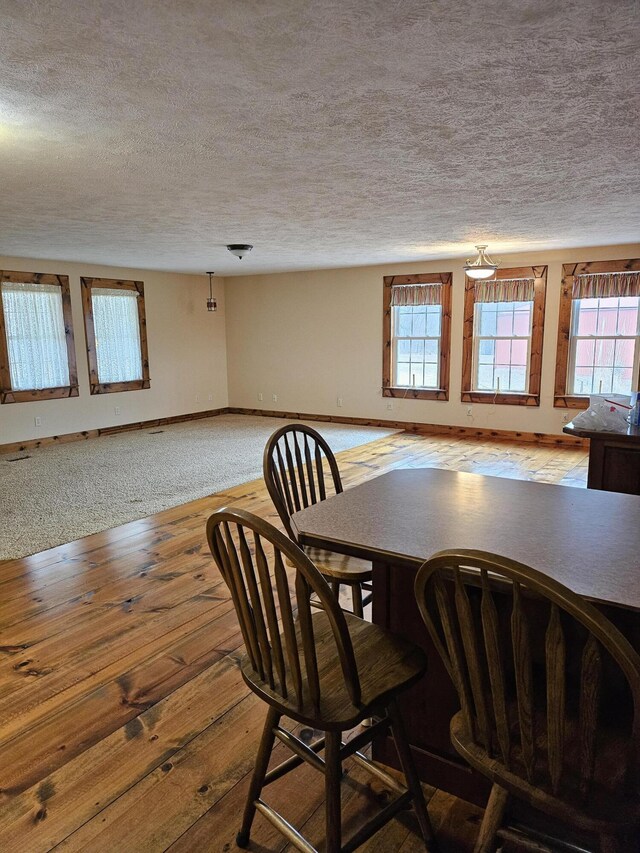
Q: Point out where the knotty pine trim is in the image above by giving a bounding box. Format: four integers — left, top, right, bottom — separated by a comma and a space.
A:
461, 265, 547, 407
227, 407, 587, 448
0, 270, 79, 404
81, 277, 151, 395
0, 407, 231, 455
554, 258, 640, 409
382, 272, 452, 401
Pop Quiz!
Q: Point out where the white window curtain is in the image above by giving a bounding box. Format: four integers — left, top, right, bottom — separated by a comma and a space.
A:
1, 281, 70, 390
92, 288, 143, 383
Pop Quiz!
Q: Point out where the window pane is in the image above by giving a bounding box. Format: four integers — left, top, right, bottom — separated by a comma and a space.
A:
575, 338, 595, 367
410, 339, 425, 360
612, 367, 634, 394
509, 366, 527, 391
618, 303, 639, 334
597, 308, 618, 336
495, 339, 511, 364
576, 304, 597, 335
496, 309, 513, 336
478, 339, 494, 363
512, 311, 529, 337
477, 365, 494, 390
426, 307, 441, 337
92, 289, 143, 383
478, 306, 497, 336
424, 363, 438, 388
615, 338, 635, 369
397, 339, 411, 358
573, 367, 593, 395
593, 366, 613, 394
594, 338, 615, 368
424, 339, 438, 362
511, 339, 528, 366
494, 365, 510, 390
396, 308, 412, 336
411, 311, 426, 336
1, 281, 70, 390
395, 362, 410, 386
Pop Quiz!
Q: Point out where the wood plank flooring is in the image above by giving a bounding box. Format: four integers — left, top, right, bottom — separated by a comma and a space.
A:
0, 429, 588, 852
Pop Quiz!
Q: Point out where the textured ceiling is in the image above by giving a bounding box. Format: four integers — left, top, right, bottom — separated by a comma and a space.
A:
1, 0, 639, 275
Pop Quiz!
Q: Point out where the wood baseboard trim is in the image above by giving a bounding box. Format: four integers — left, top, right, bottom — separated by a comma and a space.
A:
0, 407, 231, 455
227, 407, 589, 448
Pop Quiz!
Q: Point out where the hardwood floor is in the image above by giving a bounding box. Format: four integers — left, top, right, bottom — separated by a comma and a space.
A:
0, 430, 588, 852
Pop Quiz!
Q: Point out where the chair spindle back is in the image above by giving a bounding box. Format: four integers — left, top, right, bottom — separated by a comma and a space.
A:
263, 424, 343, 540
206, 507, 361, 713
415, 550, 640, 809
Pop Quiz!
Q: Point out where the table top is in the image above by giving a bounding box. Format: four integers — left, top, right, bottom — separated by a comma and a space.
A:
563, 419, 640, 443
292, 468, 640, 611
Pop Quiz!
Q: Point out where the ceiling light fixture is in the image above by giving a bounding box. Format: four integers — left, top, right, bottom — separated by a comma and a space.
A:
206, 271, 217, 312
226, 244, 253, 260
464, 245, 499, 280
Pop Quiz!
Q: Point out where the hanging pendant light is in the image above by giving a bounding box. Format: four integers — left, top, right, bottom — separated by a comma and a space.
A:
206, 271, 217, 312
464, 245, 499, 280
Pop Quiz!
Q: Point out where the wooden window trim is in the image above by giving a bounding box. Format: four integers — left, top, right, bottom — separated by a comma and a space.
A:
554, 258, 640, 409
382, 272, 452, 401
0, 270, 78, 404
81, 277, 151, 395
461, 265, 547, 406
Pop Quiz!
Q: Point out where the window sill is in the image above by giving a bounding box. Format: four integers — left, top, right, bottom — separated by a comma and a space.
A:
1, 385, 79, 404
383, 386, 448, 401
554, 394, 589, 409
90, 379, 151, 395
461, 391, 540, 407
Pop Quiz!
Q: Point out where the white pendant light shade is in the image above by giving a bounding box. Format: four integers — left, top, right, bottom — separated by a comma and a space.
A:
464, 245, 498, 280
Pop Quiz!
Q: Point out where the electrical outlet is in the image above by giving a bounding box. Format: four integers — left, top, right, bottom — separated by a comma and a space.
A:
34, 416, 42, 427
386, 401, 393, 410
466, 406, 473, 417
562, 412, 571, 424
272, 394, 278, 403
208, 394, 213, 402
337, 396, 343, 408
114, 407, 121, 416
258, 392, 264, 402
195, 393, 201, 403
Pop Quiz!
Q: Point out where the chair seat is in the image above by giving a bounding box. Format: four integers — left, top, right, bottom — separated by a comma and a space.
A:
450, 710, 640, 835
241, 610, 426, 730
287, 547, 372, 583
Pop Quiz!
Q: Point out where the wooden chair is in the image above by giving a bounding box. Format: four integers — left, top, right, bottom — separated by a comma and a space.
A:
414, 549, 640, 853
206, 507, 437, 852
263, 424, 373, 617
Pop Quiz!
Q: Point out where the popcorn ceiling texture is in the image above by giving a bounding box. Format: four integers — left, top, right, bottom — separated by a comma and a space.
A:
1, 0, 638, 275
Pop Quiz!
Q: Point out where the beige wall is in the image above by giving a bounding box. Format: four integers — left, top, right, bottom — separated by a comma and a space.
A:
225, 243, 640, 436
0, 257, 228, 444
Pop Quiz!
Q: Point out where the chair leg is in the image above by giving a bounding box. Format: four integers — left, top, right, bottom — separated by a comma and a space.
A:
325, 730, 342, 853
387, 699, 437, 849
473, 783, 509, 853
331, 580, 341, 601
352, 582, 364, 618
237, 706, 280, 848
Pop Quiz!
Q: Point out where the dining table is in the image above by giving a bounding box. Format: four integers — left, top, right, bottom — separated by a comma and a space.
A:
291, 467, 640, 806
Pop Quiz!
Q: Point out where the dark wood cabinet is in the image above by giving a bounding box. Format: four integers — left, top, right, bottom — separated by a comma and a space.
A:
564, 421, 640, 495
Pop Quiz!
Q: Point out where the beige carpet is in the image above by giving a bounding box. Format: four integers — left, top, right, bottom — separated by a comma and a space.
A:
0, 414, 398, 560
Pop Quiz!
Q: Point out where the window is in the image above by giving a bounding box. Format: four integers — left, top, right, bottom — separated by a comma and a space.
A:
81, 277, 150, 394
382, 272, 452, 401
0, 270, 78, 404
461, 266, 547, 405
555, 260, 640, 407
